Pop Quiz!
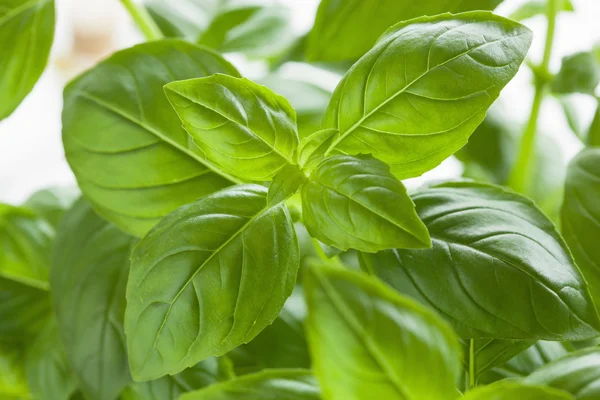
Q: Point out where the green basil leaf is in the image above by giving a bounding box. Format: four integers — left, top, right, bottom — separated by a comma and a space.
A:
122, 358, 231, 400
363, 181, 600, 340
268, 165, 306, 206
510, 0, 574, 21
561, 148, 600, 310
0, 204, 53, 289
146, 0, 213, 38
552, 51, 600, 95
296, 129, 338, 174
62, 40, 241, 237
302, 154, 430, 252
25, 319, 76, 400
165, 74, 299, 181
0, 344, 30, 398
180, 369, 320, 400
125, 185, 299, 380
559, 97, 583, 139
23, 187, 79, 228
307, 0, 503, 62
51, 198, 134, 400
322, 12, 532, 179
463, 381, 573, 400
464, 339, 535, 382
525, 348, 600, 399
0, 0, 55, 120
589, 103, 600, 147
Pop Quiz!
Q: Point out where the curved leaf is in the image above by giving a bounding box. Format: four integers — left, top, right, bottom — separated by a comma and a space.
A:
267, 165, 306, 206
463, 381, 573, 400
552, 51, 600, 95
302, 155, 430, 252
62, 39, 241, 237
125, 185, 299, 380
0, 0, 55, 120
23, 187, 79, 228
322, 12, 532, 179
296, 129, 338, 173
305, 265, 461, 400
363, 182, 600, 340
51, 198, 134, 400
179, 369, 320, 400
0, 277, 50, 343
165, 74, 299, 181
463, 339, 534, 383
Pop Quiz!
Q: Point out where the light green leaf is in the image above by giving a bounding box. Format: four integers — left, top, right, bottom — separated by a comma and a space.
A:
146, 0, 214, 38
179, 369, 320, 400
268, 165, 306, 206
463, 381, 573, 400
165, 74, 299, 182
510, 0, 574, 21
307, 0, 503, 62
362, 181, 600, 340
552, 51, 600, 95
62, 39, 241, 237
23, 187, 79, 228
0, 344, 31, 399
322, 12, 532, 179
0, 204, 53, 289
0, 0, 55, 120
125, 185, 299, 380
25, 319, 76, 400
305, 265, 461, 400
463, 339, 534, 383
296, 129, 338, 174
51, 198, 134, 400
561, 149, 600, 310
525, 348, 600, 399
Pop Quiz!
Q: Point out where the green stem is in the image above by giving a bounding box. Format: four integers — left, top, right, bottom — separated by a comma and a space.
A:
469, 338, 476, 390
507, 0, 558, 192
120, 0, 163, 41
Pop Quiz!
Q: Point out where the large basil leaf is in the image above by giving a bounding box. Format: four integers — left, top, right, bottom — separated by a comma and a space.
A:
0, 204, 53, 289
463, 381, 573, 400
23, 187, 79, 228
322, 13, 532, 179
125, 185, 299, 380
363, 181, 600, 340
525, 348, 600, 399
552, 51, 600, 95
165, 74, 299, 181
306, 0, 503, 62
122, 358, 231, 400
302, 154, 430, 252
0, 344, 30, 398
62, 40, 241, 237
51, 198, 133, 400
463, 339, 534, 384
25, 319, 76, 400
562, 149, 600, 307
180, 369, 320, 400
305, 265, 461, 400
0, 0, 55, 120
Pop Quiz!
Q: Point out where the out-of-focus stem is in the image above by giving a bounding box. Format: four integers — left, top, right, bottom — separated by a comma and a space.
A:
120, 0, 163, 41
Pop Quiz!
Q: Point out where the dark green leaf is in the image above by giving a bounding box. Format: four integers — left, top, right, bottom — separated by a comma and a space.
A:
125, 185, 299, 380
0, 0, 55, 120
0, 344, 30, 398
363, 181, 600, 340
51, 198, 134, 400
165, 74, 299, 181
322, 12, 532, 179
510, 0, 574, 21
463, 381, 573, 400
305, 265, 461, 400
302, 155, 430, 252
589, 102, 600, 147
62, 40, 241, 237
180, 369, 320, 400
23, 187, 79, 228
268, 165, 306, 206
463, 339, 535, 382
552, 51, 600, 95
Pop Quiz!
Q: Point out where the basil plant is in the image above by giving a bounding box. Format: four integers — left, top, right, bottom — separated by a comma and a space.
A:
2, 0, 600, 399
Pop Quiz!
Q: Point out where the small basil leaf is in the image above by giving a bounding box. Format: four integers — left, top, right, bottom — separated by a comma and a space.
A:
322, 12, 532, 179
268, 165, 306, 206
560, 97, 583, 139
552, 51, 600, 95
63, 40, 241, 237
307, 0, 503, 62
146, 0, 212, 38
296, 129, 339, 173
463, 339, 535, 382
510, 0, 574, 21
125, 185, 299, 380
305, 265, 461, 400
165, 74, 299, 181
302, 154, 430, 252
364, 181, 600, 340
525, 348, 600, 399
180, 369, 320, 400
463, 381, 573, 400
51, 198, 134, 400
0, 344, 30, 398
0, 0, 55, 120
23, 187, 79, 228
561, 149, 600, 310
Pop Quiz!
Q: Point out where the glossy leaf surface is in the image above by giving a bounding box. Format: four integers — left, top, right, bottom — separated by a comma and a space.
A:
165, 74, 299, 181
51, 199, 133, 400
302, 155, 430, 252
305, 265, 461, 400
322, 13, 532, 178
0, 0, 55, 120
463, 381, 573, 400
363, 182, 600, 340
62, 40, 240, 237
125, 185, 299, 380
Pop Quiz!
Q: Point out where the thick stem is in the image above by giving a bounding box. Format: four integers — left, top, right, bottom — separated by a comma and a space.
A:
507, 0, 558, 192
120, 0, 163, 41
469, 339, 476, 390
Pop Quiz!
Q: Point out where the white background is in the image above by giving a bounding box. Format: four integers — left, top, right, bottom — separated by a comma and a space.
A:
1, 0, 599, 203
